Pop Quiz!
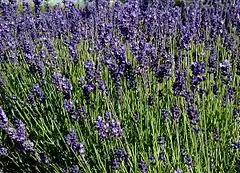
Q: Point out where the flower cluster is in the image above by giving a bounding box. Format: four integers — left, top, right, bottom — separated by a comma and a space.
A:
95, 116, 123, 139
0, 107, 35, 151
65, 128, 85, 155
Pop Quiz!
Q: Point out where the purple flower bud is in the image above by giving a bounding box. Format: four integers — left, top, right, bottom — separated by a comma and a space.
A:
64, 99, 74, 113
180, 147, 187, 157
220, 60, 232, 85
104, 111, 113, 120
184, 154, 193, 168
174, 167, 183, 173
162, 108, 170, 122
191, 61, 206, 76
13, 120, 27, 142
149, 155, 156, 164
111, 158, 121, 170
138, 159, 148, 173
0, 147, 8, 157
232, 141, 240, 150
208, 47, 217, 74
40, 152, 49, 164
220, 60, 231, 76
109, 119, 123, 139
72, 165, 81, 173
22, 140, 35, 151
227, 87, 235, 103
171, 105, 181, 122
28, 92, 35, 104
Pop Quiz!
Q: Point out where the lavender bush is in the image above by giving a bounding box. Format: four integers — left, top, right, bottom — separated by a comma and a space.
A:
0, 0, 239, 172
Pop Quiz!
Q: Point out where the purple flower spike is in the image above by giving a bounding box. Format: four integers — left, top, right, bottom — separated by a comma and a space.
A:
109, 119, 123, 138
13, 120, 27, 142
22, 140, 35, 151
171, 105, 181, 122
138, 159, 148, 173
64, 99, 74, 113
65, 129, 85, 155
191, 61, 206, 76
0, 106, 8, 128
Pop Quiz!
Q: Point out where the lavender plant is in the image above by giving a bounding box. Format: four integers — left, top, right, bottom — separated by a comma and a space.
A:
0, 0, 239, 173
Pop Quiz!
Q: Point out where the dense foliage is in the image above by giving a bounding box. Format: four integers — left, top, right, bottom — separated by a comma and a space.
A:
0, 0, 239, 172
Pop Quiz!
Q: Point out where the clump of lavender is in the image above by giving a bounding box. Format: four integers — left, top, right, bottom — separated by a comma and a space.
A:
82, 59, 109, 102
13, 120, 35, 151
191, 61, 206, 76
95, 116, 109, 139
1, 107, 35, 152
95, 116, 123, 139
65, 129, 85, 155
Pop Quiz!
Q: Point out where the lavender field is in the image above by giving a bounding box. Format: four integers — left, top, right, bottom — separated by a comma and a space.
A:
0, 0, 240, 172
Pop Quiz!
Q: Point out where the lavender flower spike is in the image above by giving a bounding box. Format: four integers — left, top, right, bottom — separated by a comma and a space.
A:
0, 106, 8, 128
